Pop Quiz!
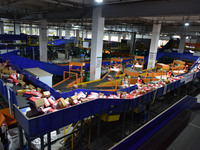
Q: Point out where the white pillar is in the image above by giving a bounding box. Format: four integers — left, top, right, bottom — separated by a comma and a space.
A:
118, 33, 121, 42
123, 33, 126, 39
147, 23, 161, 69
65, 25, 70, 39
108, 33, 111, 41
0, 21, 4, 34
82, 30, 87, 40
90, 7, 105, 81
130, 32, 136, 55
82, 30, 84, 40
14, 23, 20, 35
39, 19, 48, 62
86, 30, 88, 38
73, 30, 76, 37
35, 27, 39, 35
56, 29, 59, 36
29, 24, 32, 35
76, 30, 79, 39
178, 35, 186, 53
59, 28, 62, 39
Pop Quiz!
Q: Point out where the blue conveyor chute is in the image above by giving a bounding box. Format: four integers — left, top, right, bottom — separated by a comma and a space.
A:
13, 77, 188, 139
1, 51, 198, 76
110, 95, 197, 150
0, 34, 28, 41
48, 39, 75, 46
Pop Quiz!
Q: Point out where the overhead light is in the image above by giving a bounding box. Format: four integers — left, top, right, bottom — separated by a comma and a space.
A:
184, 22, 189, 26
95, 0, 103, 3
173, 35, 180, 39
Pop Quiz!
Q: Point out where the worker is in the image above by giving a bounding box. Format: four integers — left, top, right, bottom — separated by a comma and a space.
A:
136, 75, 145, 87
135, 60, 139, 65
166, 69, 174, 78
184, 65, 189, 72
124, 77, 129, 88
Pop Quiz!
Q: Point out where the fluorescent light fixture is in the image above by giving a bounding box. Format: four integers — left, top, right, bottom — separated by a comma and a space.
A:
95, 0, 103, 3
173, 35, 180, 39
72, 27, 79, 30
184, 22, 189, 26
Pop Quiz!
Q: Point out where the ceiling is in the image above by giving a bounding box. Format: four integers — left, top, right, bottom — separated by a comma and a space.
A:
0, 0, 200, 36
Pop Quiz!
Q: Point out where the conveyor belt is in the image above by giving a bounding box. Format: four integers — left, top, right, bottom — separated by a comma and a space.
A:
53, 76, 76, 92
138, 104, 200, 150
78, 71, 119, 90
0, 78, 30, 108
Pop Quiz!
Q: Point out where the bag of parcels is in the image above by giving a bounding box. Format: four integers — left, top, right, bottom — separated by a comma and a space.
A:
7, 127, 26, 150
31, 131, 57, 150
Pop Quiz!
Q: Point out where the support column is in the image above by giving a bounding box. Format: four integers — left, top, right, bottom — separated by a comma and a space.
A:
90, 7, 105, 81
147, 23, 161, 69
82, 30, 84, 40
76, 30, 79, 39
178, 35, 186, 53
86, 30, 88, 38
130, 32, 136, 55
14, 22, 20, 35
73, 30, 76, 37
65, 24, 70, 39
65, 43, 69, 59
39, 19, 48, 62
118, 33, 121, 42
59, 28, 62, 39
35, 27, 39, 35
82, 30, 86, 40
29, 24, 32, 35
0, 21, 4, 34
122, 33, 126, 39
108, 33, 111, 41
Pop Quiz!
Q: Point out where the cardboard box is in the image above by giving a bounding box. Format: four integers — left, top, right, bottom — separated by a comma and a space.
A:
29, 84, 35, 90
37, 87, 42, 93
0, 66, 3, 71
19, 74, 24, 80
43, 91, 51, 98
81, 98, 88, 103
0, 73, 4, 78
34, 98, 45, 108
69, 96, 77, 104
58, 98, 67, 108
19, 80, 26, 87
9, 70, 17, 75
17, 89, 31, 95
25, 85, 29, 89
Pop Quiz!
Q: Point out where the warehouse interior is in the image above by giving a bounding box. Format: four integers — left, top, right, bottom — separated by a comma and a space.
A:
0, 0, 200, 150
